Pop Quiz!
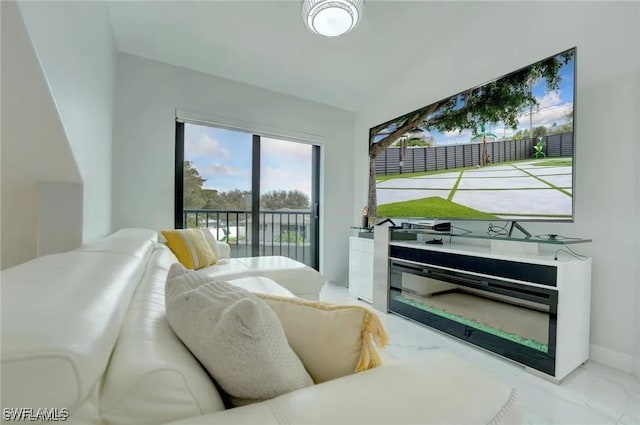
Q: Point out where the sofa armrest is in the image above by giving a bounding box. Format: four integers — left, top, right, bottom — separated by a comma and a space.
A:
164, 350, 522, 425
217, 242, 231, 259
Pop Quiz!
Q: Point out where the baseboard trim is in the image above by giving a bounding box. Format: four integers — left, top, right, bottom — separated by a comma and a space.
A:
589, 344, 638, 376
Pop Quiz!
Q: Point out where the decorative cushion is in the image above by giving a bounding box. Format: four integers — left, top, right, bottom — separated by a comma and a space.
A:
164, 264, 313, 406
256, 294, 389, 384
200, 227, 222, 260
161, 229, 217, 270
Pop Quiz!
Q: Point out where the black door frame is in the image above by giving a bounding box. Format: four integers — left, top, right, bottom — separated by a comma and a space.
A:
310, 145, 320, 270
251, 134, 261, 257
174, 121, 185, 229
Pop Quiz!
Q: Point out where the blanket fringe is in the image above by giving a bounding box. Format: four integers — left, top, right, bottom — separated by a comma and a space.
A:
355, 310, 389, 372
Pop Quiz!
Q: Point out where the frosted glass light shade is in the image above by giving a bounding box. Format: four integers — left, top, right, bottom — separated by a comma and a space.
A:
302, 0, 364, 37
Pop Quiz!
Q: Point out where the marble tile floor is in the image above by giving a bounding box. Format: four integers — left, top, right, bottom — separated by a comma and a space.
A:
319, 282, 640, 425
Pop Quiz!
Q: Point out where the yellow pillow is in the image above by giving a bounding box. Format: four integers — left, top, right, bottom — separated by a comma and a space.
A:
256, 294, 388, 384
161, 229, 217, 270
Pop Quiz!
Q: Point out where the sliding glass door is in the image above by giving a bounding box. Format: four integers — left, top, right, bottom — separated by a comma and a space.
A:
258, 137, 318, 267
175, 121, 320, 270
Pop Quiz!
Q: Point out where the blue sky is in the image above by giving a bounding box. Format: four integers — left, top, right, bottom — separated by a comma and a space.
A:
373, 52, 575, 146
185, 124, 312, 198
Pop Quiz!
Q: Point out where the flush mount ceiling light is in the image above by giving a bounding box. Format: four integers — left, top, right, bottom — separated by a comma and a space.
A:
302, 0, 364, 37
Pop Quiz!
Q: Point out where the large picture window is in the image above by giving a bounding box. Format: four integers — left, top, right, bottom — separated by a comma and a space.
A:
175, 121, 320, 269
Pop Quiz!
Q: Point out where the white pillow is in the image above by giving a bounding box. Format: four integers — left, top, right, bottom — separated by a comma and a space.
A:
200, 227, 222, 260
165, 264, 313, 406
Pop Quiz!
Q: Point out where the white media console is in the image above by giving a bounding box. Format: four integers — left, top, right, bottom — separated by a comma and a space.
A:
348, 236, 374, 303
370, 226, 592, 381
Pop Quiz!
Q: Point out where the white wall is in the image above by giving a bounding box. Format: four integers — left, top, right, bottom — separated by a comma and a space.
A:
17, 1, 118, 243
635, 67, 640, 378
354, 2, 640, 375
37, 182, 83, 258
112, 54, 355, 284
0, 1, 82, 269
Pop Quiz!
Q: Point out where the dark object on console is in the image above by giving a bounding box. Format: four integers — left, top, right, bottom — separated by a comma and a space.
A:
426, 239, 443, 245
430, 222, 451, 232
407, 222, 451, 232
508, 221, 532, 238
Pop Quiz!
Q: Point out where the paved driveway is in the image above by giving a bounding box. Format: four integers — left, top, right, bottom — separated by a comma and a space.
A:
376, 160, 572, 218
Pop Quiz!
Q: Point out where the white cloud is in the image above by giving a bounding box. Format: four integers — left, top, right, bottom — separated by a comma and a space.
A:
200, 164, 250, 192
187, 133, 231, 159
517, 102, 573, 129
261, 137, 312, 160
201, 163, 243, 177
263, 166, 291, 180
436, 133, 472, 146
261, 166, 311, 197
538, 91, 562, 108
437, 129, 473, 145
491, 126, 518, 138
444, 129, 465, 137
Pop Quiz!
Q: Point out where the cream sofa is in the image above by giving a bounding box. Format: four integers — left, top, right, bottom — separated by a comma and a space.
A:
169, 239, 325, 301
1, 228, 523, 424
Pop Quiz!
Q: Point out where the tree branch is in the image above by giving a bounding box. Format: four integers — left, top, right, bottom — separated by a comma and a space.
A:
369, 102, 443, 157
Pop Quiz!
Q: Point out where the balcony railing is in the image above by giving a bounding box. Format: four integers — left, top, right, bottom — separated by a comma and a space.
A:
183, 209, 313, 267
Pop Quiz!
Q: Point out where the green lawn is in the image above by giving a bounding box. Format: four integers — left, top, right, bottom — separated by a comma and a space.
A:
530, 158, 572, 167
378, 196, 498, 219
376, 167, 467, 183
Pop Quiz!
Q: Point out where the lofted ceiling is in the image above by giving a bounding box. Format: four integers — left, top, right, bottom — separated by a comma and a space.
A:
107, 1, 473, 112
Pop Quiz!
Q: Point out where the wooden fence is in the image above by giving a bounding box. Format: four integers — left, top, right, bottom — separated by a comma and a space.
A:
374, 132, 573, 176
